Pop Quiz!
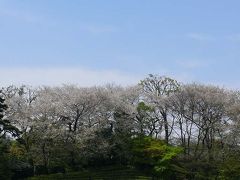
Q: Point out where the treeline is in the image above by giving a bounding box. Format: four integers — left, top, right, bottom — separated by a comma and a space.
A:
1, 74, 240, 179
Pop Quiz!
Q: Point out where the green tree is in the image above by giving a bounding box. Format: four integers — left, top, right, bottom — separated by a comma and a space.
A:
131, 136, 184, 179
0, 91, 22, 179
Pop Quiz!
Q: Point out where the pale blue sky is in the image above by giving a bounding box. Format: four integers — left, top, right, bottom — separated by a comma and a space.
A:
0, 0, 240, 88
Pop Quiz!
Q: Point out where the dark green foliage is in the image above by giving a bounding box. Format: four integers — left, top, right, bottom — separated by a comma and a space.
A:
0, 92, 29, 179
0, 93, 14, 179
218, 156, 240, 179
81, 125, 133, 168
11, 162, 33, 180
179, 160, 218, 179
28, 166, 152, 180
137, 102, 153, 112
0, 139, 12, 180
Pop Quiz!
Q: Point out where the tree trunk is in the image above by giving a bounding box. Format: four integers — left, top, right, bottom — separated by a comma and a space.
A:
161, 111, 169, 144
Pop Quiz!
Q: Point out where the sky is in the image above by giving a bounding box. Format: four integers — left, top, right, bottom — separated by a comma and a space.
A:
0, 0, 240, 88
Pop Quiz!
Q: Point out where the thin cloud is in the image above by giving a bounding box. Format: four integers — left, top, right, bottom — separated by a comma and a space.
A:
0, 8, 42, 23
79, 24, 118, 33
176, 60, 209, 69
226, 33, 240, 42
0, 67, 237, 90
0, 67, 142, 87
204, 80, 240, 90
186, 33, 214, 41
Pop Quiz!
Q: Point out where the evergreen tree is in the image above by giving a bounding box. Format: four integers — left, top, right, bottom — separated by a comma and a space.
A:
0, 91, 20, 179
0, 91, 19, 138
